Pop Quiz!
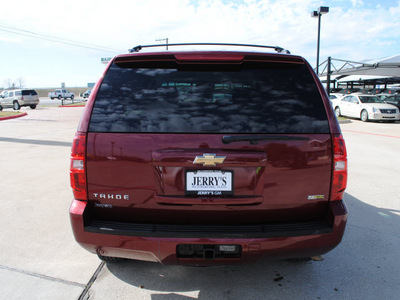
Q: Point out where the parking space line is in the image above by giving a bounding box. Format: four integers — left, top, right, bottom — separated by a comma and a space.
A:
342, 129, 400, 139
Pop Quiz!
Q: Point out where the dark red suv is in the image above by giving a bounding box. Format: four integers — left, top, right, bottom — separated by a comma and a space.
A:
70, 43, 348, 265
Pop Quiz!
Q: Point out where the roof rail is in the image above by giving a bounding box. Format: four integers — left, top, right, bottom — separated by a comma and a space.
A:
129, 43, 290, 54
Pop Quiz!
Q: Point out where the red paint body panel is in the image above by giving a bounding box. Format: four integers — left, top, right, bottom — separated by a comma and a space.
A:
85, 133, 332, 224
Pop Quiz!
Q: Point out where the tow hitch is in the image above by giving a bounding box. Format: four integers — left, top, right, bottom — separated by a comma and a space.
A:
177, 244, 241, 259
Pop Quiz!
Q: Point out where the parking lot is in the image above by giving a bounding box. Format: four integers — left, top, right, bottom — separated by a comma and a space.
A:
0, 105, 399, 300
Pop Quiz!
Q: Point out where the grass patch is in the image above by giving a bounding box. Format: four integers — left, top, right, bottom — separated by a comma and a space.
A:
0, 111, 22, 118
337, 117, 348, 121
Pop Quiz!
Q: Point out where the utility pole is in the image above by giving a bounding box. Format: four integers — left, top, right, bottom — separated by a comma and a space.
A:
156, 38, 169, 50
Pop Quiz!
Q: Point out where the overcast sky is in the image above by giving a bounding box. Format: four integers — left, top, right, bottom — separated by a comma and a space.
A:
1, 0, 399, 88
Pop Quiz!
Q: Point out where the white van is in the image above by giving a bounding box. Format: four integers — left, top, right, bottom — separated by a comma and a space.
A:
0, 89, 40, 110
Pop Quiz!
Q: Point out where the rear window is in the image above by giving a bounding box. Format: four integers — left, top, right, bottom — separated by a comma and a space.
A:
22, 90, 38, 96
89, 61, 329, 134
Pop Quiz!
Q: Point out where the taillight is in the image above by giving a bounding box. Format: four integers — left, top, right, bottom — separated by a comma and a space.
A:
331, 134, 348, 201
70, 132, 87, 200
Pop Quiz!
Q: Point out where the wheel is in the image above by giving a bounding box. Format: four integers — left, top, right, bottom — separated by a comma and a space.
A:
71, 95, 74, 100
30, 105, 37, 109
13, 101, 21, 110
58, 95, 62, 100
50, 97, 54, 100
361, 109, 369, 122
334, 107, 341, 118
97, 254, 126, 262
0, 105, 3, 111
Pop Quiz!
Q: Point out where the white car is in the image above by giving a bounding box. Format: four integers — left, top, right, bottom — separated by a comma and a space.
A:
329, 93, 345, 101
334, 94, 400, 122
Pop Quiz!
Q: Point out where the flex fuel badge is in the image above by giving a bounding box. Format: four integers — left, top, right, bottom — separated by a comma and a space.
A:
307, 195, 325, 200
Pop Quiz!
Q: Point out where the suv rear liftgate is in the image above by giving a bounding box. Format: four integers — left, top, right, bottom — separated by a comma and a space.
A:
70, 43, 348, 265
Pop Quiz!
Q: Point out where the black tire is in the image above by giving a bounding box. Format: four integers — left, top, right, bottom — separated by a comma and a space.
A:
13, 101, 21, 110
50, 97, 54, 100
58, 95, 62, 100
97, 254, 126, 262
334, 107, 341, 118
361, 109, 368, 122
71, 95, 74, 100
30, 105, 37, 109
287, 257, 311, 262
0, 105, 3, 111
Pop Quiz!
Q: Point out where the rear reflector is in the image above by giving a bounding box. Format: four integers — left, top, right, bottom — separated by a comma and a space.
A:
70, 132, 87, 200
331, 134, 348, 201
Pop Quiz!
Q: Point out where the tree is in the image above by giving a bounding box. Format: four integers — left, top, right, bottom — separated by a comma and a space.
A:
4, 78, 13, 89
16, 77, 26, 89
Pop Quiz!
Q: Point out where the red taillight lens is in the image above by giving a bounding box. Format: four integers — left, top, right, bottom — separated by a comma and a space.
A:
70, 132, 87, 200
331, 134, 348, 201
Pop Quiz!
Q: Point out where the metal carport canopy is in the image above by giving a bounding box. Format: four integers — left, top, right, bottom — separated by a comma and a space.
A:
320, 54, 400, 77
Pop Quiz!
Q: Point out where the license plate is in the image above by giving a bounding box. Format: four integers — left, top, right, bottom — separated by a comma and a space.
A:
185, 170, 233, 196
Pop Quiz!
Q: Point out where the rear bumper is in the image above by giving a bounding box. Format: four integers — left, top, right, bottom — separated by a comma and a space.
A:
70, 200, 348, 265
21, 100, 40, 106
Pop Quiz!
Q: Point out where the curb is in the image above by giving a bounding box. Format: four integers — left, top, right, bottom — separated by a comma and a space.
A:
0, 112, 28, 121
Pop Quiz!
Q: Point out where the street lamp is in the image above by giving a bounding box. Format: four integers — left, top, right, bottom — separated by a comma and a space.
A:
311, 6, 329, 75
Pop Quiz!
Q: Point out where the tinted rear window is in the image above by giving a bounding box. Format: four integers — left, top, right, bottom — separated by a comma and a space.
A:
89, 61, 329, 134
22, 90, 37, 96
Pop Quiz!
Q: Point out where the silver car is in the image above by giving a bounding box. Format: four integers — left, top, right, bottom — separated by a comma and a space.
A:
0, 89, 40, 110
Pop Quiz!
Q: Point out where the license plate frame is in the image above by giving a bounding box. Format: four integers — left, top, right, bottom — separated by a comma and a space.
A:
185, 170, 233, 196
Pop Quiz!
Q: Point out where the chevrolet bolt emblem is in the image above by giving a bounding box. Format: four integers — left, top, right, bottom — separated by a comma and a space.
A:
193, 153, 226, 166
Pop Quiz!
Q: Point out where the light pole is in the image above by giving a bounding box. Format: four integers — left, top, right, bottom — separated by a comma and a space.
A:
311, 6, 329, 75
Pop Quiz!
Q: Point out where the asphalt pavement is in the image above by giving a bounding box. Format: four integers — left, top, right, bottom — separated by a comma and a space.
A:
0, 105, 399, 299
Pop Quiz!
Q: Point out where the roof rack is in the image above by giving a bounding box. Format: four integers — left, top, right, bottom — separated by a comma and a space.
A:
129, 43, 290, 54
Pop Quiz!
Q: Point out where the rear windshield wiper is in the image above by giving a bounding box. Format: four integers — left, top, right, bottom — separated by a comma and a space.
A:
222, 135, 310, 144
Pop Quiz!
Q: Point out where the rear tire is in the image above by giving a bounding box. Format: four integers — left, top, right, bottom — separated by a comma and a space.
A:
30, 105, 37, 109
71, 95, 74, 100
361, 109, 369, 122
97, 254, 126, 262
58, 95, 62, 100
0, 105, 3, 111
287, 257, 311, 262
13, 101, 21, 110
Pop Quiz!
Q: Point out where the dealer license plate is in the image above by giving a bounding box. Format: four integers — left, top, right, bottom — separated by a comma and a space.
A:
185, 170, 233, 196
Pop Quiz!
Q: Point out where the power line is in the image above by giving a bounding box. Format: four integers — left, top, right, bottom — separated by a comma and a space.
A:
0, 23, 124, 53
